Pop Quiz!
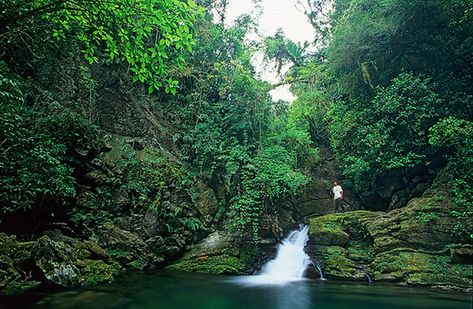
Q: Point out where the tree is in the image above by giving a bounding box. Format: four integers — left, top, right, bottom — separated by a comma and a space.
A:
0, 0, 203, 94
326, 0, 473, 99
326, 73, 444, 188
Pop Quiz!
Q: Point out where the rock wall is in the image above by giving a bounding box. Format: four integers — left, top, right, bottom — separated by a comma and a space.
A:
0, 132, 222, 295
307, 170, 472, 291
295, 145, 361, 218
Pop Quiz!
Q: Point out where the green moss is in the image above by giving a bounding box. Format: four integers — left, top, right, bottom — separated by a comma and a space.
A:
0, 233, 33, 263
84, 241, 109, 259
372, 235, 403, 253
128, 259, 147, 271
104, 136, 133, 168
371, 249, 472, 287
0, 267, 40, 296
317, 245, 358, 278
347, 243, 373, 263
77, 259, 114, 286
167, 255, 246, 275
309, 211, 378, 246
109, 260, 124, 276
309, 215, 348, 246
0, 234, 40, 295
106, 248, 135, 264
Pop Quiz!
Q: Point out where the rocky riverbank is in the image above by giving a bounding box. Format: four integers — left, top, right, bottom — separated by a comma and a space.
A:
307, 170, 472, 292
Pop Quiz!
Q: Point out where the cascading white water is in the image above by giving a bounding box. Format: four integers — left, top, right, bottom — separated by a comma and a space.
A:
234, 225, 312, 285
260, 225, 311, 278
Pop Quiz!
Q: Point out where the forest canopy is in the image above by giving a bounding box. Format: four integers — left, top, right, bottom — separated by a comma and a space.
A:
0, 0, 203, 94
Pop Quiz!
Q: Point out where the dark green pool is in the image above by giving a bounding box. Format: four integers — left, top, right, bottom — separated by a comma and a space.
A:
2, 272, 471, 309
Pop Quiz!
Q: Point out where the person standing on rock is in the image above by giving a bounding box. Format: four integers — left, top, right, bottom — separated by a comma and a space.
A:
332, 181, 344, 213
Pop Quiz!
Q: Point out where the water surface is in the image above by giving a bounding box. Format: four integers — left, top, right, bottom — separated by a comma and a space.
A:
1, 272, 471, 309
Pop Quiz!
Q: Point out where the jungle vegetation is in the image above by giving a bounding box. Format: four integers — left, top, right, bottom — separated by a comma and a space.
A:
0, 0, 471, 241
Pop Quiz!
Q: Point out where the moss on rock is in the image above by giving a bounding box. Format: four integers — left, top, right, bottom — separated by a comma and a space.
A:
0, 267, 40, 296
77, 259, 114, 286
309, 215, 349, 246
316, 245, 358, 278
372, 249, 472, 287
166, 231, 248, 275
0, 232, 122, 293
167, 255, 245, 274
307, 174, 473, 290
0, 234, 40, 295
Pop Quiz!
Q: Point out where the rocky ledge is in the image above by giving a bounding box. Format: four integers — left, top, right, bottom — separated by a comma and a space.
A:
307, 171, 472, 292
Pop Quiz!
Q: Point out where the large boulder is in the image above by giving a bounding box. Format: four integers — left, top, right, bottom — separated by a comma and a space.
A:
1, 232, 120, 294
166, 231, 247, 274
31, 234, 116, 288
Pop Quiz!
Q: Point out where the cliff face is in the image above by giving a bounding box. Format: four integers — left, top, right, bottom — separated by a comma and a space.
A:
0, 133, 221, 295
307, 169, 472, 291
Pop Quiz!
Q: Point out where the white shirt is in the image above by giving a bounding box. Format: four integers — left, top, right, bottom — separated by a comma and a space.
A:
333, 185, 343, 200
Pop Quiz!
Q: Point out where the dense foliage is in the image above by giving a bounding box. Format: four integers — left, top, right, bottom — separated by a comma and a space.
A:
277, 0, 472, 236
327, 73, 444, 188
283, 0, 472, 188
0, 0, 203, 93
161, 13, 315, 239
0, 71, 98, 217
0, 0, 471, 244
0, 1, 315, 241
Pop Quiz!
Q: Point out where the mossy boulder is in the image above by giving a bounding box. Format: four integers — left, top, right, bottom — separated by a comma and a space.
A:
167, 255, 245, 274
372, 249, 472, 287
310, 215, 349, 246
93, 223, 165, 269
316, 245, 359, 278
32, 236, 82, 287
77, 259, 114, 286
0, 265, 41, 296
309, 212, 377, 246
1, 231, 120, 295
166, 231, 246, 274
28, 233, 118, 289
0, 233, 40, 295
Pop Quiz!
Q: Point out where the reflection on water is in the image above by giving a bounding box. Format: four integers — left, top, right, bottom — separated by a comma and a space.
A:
0, 272, 471, 309
272, 281, 311, 309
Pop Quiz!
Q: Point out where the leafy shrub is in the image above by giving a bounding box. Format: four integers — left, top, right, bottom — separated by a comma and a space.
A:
0, 77, 75, 214
327, 73, 443, 189
430, 117, 473, 239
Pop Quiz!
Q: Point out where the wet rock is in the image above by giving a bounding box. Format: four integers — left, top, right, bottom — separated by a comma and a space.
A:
31, 236, 81, 288
0, 262, 41, 296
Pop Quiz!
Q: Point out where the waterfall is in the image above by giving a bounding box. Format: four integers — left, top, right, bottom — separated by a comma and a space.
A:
314, 260, 326, 281
234, 225, 313, 285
